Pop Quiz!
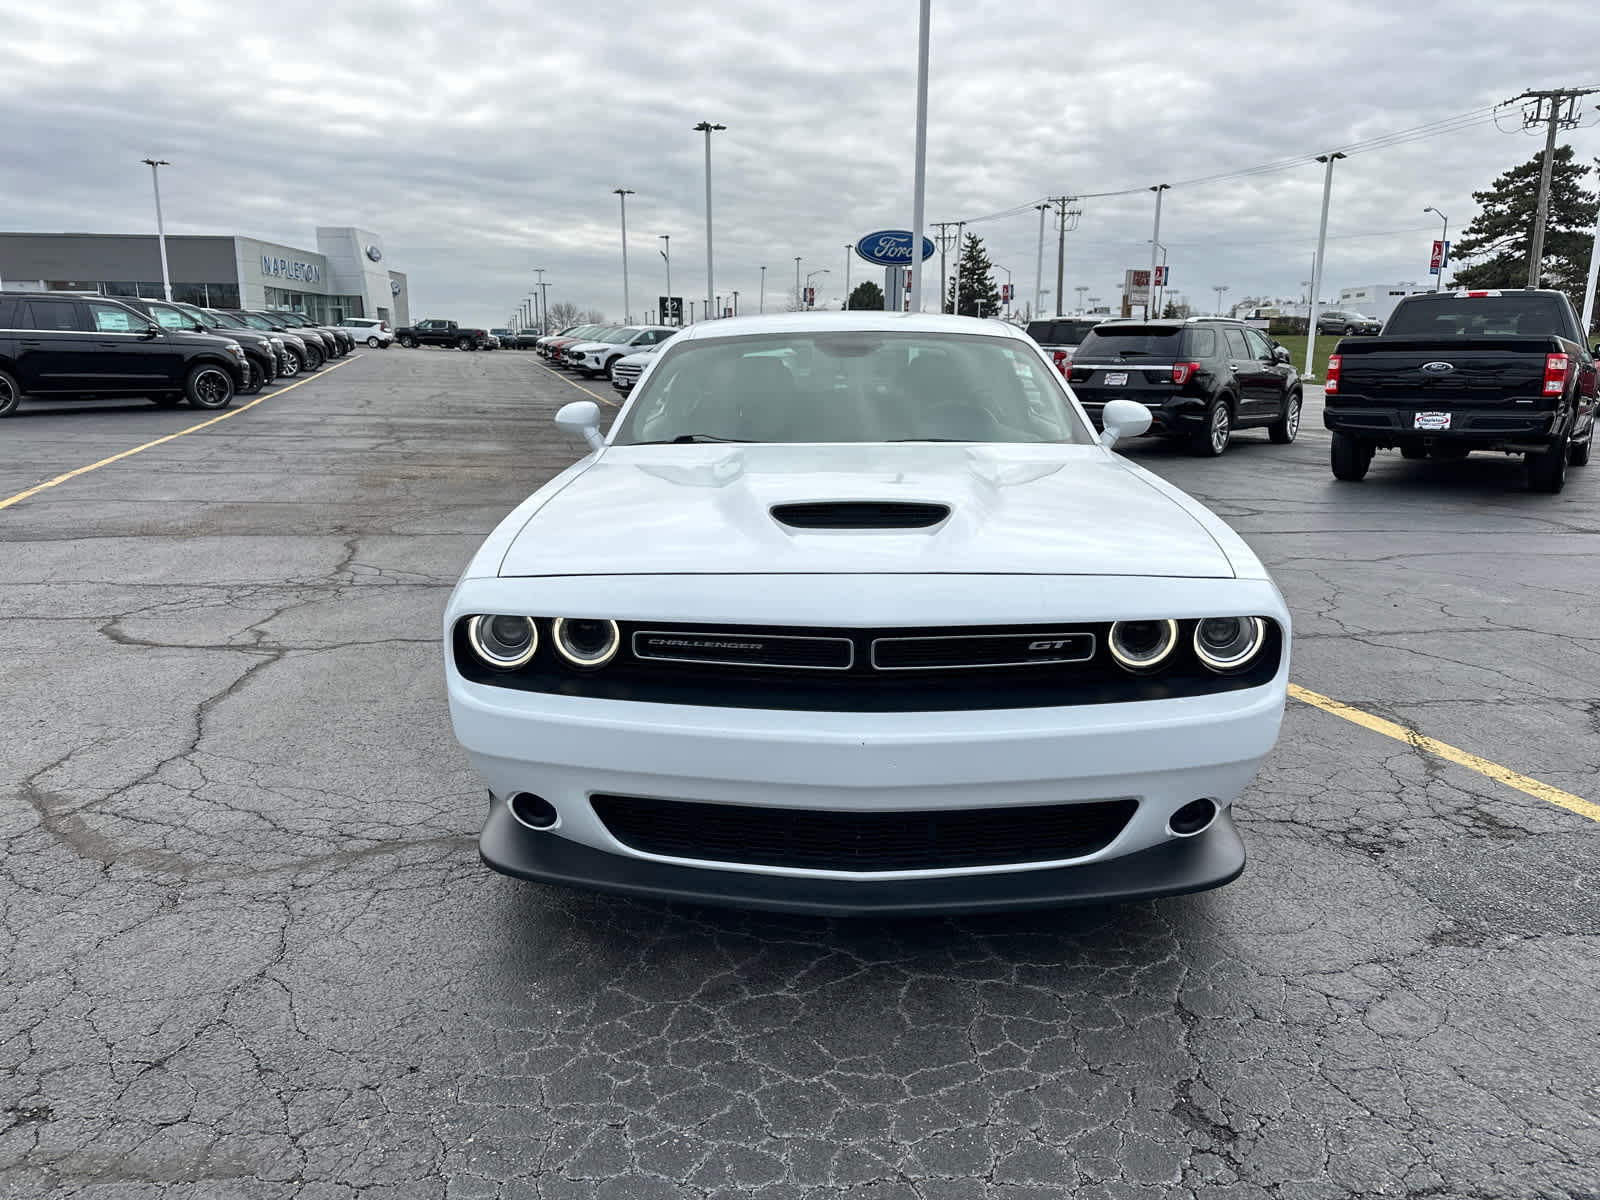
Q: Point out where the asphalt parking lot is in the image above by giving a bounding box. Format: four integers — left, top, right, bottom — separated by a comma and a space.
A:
2, 348, 1597, 1200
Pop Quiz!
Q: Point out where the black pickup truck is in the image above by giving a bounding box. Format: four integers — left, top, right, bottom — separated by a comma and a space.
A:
394, 319, 488, 350
1323, 289, 1598, 493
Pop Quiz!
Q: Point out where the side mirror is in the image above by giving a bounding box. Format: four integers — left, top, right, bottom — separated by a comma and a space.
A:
1098, 399, 1153, 448
1273, 346, 1291, 364
555, 400, 606, 452
142, 324, 161, 339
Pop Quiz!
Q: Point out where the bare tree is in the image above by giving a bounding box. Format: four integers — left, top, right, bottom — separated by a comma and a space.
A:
546, 301, 581, 330
580, 309, 608, 325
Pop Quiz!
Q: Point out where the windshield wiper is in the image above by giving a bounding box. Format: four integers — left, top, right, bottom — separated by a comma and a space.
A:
632, 434, 756, 444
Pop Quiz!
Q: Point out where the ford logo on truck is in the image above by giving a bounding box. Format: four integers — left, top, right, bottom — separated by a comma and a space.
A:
1421, 361, 1455, 374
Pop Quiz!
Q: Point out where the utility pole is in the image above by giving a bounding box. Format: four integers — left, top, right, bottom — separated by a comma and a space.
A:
1147, 184, 1169, 321
1034, 204, 1049, 318
1047, 196, 1081, 317
1512, 88, 1597, 286
141, 158, 173, 301
953, 222, 965, 316
1304, 151, 1345, 380
931, 221, 960, 313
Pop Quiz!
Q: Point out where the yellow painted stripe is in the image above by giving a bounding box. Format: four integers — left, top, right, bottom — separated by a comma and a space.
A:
536, 362, 620, 407
1288, 683, 1600, 822
0, 355, 359, 513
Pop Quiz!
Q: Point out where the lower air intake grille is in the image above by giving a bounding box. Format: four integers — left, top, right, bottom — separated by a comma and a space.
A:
590, 794, 1138, 872
771, 501, 951, 529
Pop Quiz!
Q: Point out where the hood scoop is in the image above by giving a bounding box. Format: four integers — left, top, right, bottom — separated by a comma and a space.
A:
770, 501, 952, 530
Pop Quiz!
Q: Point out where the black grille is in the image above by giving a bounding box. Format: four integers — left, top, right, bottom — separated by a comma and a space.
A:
771, 501, 950, 529
872, 632, 1095, 670
590, 795, 1138, 872
633, 629, 852, 670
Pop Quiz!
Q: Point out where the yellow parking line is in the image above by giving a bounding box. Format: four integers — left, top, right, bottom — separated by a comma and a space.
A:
536, 362, 620, 408
0, 356, 360, 513
1288, 683, 1600, 822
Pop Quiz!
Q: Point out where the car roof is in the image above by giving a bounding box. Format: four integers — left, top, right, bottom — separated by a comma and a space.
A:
670, 311, 1026, 342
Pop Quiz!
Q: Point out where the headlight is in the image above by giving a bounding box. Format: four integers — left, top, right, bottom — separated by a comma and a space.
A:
551, 618, 620, 669
467, 615, 538, 669
1193, 617, 1266, 673
1108, 619, 1179, 672
270, 337, 285, 349
225, 342, 245, 360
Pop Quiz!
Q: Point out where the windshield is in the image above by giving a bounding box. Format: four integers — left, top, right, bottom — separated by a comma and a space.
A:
1383, 294, 1571, 338
612, 331, 1092, 446
600, 327, 642, 344
237, 313, 276, 331
1074, 327, 1185, 358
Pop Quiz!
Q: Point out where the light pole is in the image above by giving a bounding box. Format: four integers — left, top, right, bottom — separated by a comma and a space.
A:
732, 290, 739, 316
844, 244, 852, 310
1034, 203, 1049, 319
907, 0, 931, 312
806, 269, 830, 310
1213, 285, 1230, 316
658, 235, 672, 324
1304, 151, 1346, 380
1075, 285, 1088, 315
612, 188, 635, 322
141, 158, 173, 301
534, 268, 547, 333
760, 265, 767, 314
1423, 205, 1448, 292
995, 264, 1012, 318
794, 257, 802, 308
694, 121, 725, 328
1147, 184, 1170, 321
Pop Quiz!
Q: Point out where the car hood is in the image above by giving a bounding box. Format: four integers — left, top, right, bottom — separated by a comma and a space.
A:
497, 443, 1236, 578
567, 340, 626, 354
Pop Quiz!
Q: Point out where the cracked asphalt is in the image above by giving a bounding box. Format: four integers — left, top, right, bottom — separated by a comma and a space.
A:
1, 349, 1596, 1200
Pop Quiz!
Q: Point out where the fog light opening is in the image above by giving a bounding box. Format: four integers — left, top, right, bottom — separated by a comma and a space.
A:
1168, 798, 1218, 838
508, 792, 559, 830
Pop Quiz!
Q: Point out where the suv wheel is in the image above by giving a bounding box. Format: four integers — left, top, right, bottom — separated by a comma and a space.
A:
1268, 391, 1302, 444
1527, 437, 1568, 494
367, 336, 382, 348
304, 344, 324, 371
399, 335, 417, 348
1331, 432, 1372, 481
185, 364, 235, 410
1190, 399, 1232, 457
0, 368, 22, 418
238, 359, 263, 396
1344, 324, 1356, 335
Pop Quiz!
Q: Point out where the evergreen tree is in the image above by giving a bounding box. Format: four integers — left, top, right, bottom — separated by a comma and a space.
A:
847, 280, 885, 310
943, 233, 1002, 317
1451, 145, 1597, 324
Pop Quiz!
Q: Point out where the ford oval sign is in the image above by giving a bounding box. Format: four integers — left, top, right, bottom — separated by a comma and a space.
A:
855, 231, 937, 266
365, 245, 383, 262
390, 280, 402, 296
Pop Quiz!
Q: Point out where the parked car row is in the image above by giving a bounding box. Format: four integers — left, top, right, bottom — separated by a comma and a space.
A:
535, 324, 678, 381
0, 290, 353, 417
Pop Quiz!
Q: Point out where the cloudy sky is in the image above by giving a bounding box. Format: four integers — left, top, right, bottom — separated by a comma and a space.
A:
3, 0, 1597, 326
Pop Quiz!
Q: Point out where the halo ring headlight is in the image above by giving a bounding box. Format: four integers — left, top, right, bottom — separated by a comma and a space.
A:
1108, 619, 1179, 672
1193, 616, 1266, 672
467, 614, 537, 669
552, 618, 620, 669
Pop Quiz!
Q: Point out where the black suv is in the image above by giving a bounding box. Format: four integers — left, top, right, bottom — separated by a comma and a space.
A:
0, 291, 247, 417
1065, 319, 1303, 456
115, 295, 276, 395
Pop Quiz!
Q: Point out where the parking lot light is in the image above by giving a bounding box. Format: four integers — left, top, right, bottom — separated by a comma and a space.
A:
1423, 206, 1448, 292
1304, 151, 1346, 380
613, 189, 635, 323
693, 122, 725, 324
141, 158, 173, 302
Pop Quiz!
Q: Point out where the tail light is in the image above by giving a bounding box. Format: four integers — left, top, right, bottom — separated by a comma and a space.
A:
1543, 353, 1569, 395
1052, 350, 1070, 375
1325, 354, 1341, 395
1171, 361, 1201, 385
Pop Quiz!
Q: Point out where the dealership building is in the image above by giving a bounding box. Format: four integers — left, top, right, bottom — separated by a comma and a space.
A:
0, 226, 409, 327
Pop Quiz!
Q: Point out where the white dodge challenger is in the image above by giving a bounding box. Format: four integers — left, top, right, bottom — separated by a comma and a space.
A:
444, 312, 1289, 914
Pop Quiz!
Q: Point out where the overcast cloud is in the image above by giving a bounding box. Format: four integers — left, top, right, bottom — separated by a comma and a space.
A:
2, 0, 1597, 326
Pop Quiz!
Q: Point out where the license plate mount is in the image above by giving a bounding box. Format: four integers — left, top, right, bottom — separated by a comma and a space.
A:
1414, 411, 1451, 431
1103, 372, 1128, 386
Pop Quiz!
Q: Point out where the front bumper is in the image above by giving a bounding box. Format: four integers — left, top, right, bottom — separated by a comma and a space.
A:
480, 797, 1245, 915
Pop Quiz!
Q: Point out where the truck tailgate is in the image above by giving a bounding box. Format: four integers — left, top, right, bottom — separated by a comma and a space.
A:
1333, 337, 1552, 406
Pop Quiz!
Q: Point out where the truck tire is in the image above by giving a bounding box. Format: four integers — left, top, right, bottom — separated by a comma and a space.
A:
1189, 398, 1232, 457
1267, 391, 1302, 444
1526, 438, 1568, 493
185, 364, 235, 411
1568, 425, 1592, 466
1331, 432, 1371, 481
399, 335, 417, 348
0, 368, 21, 417
457, 336, 473, 351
